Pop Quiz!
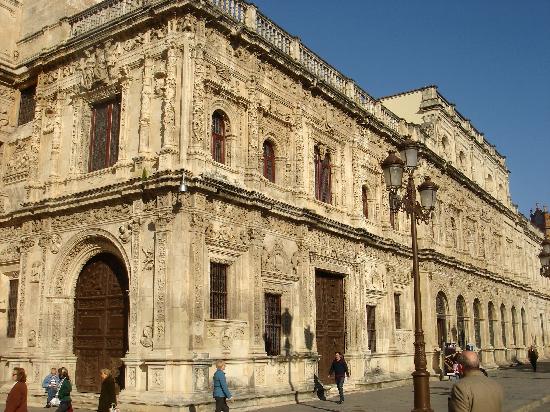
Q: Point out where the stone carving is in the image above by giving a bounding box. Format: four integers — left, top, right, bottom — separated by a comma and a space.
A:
254, 365, 265, 386
118, 223, 132, 243
4, 138, 30, 184
78, 40, 121, 89
128, 367, 136, 387
50, 234, 62, 254
51, 204, 131, 230
28, 330, 36, 347
151, 369, 164, 388
0, 107, 9, 131
141, 247, 153, 270
0, 243, 20, 263
193, 367, 208, 391
30, 261, 41, 283
140, 325, 153, 348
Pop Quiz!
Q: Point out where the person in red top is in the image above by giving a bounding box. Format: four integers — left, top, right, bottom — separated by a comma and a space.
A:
328, 352, 350, 404
4, 367, 27, 412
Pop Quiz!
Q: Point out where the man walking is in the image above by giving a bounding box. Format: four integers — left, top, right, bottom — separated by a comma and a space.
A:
528, 345, 538, 372
448, 351, 503, 412
328, 352, 349, 404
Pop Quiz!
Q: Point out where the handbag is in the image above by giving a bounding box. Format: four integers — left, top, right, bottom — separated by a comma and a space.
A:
50, 378, 65, 407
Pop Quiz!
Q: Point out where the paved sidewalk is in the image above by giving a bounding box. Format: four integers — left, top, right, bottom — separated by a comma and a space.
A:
256, 362, 550, 412
2, 362, 550, 411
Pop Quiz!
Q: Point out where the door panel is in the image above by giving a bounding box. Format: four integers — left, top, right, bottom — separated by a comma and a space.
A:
315, 271, 345, 382
74, 258, 127, 393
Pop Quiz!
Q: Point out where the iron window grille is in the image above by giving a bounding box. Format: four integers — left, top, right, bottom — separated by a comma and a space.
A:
210, 262, 228, 319
366, 305, 376, 352
264, 293, 281, 356
7, 278, 19, 338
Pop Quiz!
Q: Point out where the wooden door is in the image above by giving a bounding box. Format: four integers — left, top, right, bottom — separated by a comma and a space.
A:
315, 271, 345, 382
74, 257, 128, 393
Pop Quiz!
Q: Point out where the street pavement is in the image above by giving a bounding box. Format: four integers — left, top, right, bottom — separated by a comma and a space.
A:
256, 361, 550, 412
2, 362, 550, 411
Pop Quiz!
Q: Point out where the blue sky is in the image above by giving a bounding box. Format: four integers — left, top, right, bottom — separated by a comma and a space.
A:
251, 0, 550, 216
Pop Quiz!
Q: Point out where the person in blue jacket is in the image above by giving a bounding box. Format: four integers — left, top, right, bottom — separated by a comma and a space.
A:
328, 352, 350, 404
42, 367, 60, 408
212, 360, 233, 412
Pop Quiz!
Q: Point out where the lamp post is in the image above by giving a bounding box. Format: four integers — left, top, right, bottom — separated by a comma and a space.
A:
539, 238, 550, 278
380, 138, 438, 412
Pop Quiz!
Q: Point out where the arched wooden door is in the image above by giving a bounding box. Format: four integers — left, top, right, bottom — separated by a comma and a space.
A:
74, 254, 128, 393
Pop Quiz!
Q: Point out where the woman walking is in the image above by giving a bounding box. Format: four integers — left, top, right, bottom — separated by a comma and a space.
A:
4, 367, 27, 412
213, 360, 233, 412
55, 368, 72, 412
97, 369, 117, 412
328, 352, 350, 404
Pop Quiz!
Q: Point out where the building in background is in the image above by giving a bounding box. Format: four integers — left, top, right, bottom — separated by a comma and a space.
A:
0, 0, 548, 410
531, 206, 550, 238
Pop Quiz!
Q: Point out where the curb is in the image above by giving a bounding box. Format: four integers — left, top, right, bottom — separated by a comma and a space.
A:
514, 394, 550, 412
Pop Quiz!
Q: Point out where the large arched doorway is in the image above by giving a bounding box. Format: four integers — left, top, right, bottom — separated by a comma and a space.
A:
73, 253, 129, 393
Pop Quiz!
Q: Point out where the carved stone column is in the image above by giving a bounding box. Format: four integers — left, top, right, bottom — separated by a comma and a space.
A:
189, 194, 207, 349
15, 236, 35, 348
49, 92, 64, 179
153, 212, 171, 351
159, 43, 179, 170
249, 227, 265, 354
134, 55, 154, 173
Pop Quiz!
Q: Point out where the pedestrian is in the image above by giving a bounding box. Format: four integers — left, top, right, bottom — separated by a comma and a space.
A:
54, 367, 72, 412
4, 367, 27, 412
448, 351, 503, 412
328, 352, 350, 404
527, 345, 538, 372
42, 367, 60, 408
213, 360, 233, 412
97, 369, 117, 412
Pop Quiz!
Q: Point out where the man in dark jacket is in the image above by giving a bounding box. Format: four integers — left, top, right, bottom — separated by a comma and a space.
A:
328, 352, 349, 404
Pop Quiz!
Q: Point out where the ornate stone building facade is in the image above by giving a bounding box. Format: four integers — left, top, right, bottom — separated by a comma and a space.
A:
0, 0, 548, 410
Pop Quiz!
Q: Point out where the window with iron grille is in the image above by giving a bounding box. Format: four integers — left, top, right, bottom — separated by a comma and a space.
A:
211, 111, 226, 164
362, 186, 369, 218
18, 85, 36, 125
210, 262, 228, 319
521, 308, 527, 346
89, 96, 121, 172
263, 140, 275, 182
7, 279, 19, 338
366, 305, 376, 352
264, 293, 281, 356
314, 145, 331, 204
394, 294, 401, 329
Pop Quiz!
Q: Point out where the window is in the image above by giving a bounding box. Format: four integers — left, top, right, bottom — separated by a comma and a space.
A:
263, 140, 275, 182
366, 305, 376, 352
362, 186, 369, 219
210, 262, 227, 319
7, 279, 19, 338
394, 294, 401, 329
264, 293, 281, 356
18, 85, 36, 125
211, 111, 226, 164
89, 96, 121, 172
541, 314, 545, 346
314, 145, 331, 203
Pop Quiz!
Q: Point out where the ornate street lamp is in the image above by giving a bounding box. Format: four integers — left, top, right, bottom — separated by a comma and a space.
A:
380, 138, 438, 412
540, 238, 550, 278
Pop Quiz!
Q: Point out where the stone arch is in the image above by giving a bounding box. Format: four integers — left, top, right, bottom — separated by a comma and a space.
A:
456, 295, 468, 348
473, 298, 483, 349
436, 291, 449, 347
46, 229, 132, 356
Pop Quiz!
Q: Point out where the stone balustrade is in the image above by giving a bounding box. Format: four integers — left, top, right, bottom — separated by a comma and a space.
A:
65, 0, 404, 134
69, 0, 146, 38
